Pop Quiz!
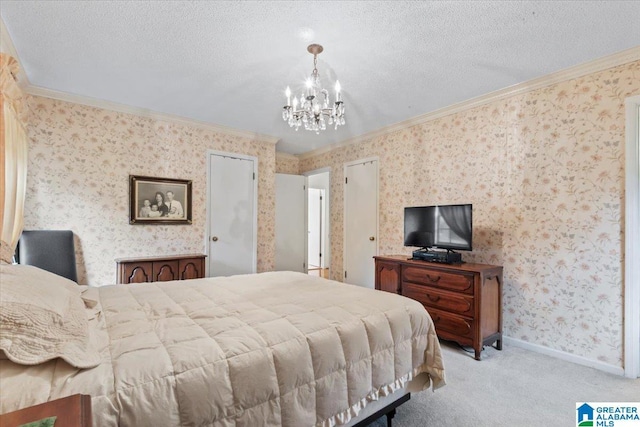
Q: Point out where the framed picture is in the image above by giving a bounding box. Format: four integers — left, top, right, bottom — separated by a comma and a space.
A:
129, 175, 192, 225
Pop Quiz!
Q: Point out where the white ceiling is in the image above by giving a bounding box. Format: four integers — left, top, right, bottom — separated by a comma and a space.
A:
2, 1, 639, 155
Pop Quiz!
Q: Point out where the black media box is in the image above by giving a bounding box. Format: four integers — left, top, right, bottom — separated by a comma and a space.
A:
412, 250, 462, 264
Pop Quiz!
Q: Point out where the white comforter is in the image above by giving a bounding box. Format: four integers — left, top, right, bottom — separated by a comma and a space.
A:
1, 271, 445, 426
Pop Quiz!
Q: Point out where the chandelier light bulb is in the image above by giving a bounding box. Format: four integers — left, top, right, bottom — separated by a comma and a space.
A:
282, 44, 345, 133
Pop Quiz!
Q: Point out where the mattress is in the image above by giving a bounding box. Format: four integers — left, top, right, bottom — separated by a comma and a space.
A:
0, 271, 445, 426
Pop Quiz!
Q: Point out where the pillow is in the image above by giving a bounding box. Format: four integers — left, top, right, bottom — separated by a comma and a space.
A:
0, 264, 100, 368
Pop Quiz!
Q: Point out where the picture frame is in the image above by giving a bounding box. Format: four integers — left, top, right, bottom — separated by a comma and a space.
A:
129, 175, 192, 225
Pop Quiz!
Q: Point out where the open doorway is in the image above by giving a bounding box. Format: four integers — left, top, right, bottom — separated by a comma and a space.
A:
307, 188, 325, 276
305, 169, 330, 279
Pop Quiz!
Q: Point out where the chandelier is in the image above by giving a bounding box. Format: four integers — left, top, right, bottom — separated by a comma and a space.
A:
282, 44, 345, 133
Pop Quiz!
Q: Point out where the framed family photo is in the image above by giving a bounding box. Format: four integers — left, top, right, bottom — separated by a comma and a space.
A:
129, 175, 192, 224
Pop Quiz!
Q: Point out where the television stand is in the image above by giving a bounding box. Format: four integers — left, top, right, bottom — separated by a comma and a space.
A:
412, 248, 462, 264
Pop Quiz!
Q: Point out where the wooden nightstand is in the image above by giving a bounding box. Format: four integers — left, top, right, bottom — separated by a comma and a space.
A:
0, 394, 91, 427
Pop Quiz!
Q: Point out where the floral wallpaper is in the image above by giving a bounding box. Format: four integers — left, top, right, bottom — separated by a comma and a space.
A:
275, 152, 300, 174
300, 60, 640, 368
21, 58, 639, 368
25, 96, 276, 285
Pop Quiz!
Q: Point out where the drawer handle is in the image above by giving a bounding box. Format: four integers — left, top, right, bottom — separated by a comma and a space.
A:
426, 274, 441, 283
426, 294, 441, 303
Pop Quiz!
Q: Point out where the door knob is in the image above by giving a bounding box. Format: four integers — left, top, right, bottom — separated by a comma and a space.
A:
211, 236, 218, 242
369, 236, 375, 241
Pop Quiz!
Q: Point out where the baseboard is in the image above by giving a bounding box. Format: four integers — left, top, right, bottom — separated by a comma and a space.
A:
502, 336, 624, 376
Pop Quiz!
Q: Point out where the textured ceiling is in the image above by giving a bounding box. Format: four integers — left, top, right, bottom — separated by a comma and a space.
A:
2, 1, 639, 154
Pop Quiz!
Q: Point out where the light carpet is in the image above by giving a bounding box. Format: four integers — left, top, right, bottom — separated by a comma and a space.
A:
369, 341, 640, 427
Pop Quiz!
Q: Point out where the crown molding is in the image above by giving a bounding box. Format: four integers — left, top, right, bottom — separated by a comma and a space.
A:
26, 85, 279, 144
275, 151, 299, 160
297, 46, 640, 160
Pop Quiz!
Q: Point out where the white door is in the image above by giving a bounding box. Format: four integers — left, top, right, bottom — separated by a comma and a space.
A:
207, 152, 257, 277
275, 174, 307, 272
308, 188, 323, 268
629, 101, 640, 377
637, 104, 640, 375
344, 159, 378, 287
624, 96, 640, 378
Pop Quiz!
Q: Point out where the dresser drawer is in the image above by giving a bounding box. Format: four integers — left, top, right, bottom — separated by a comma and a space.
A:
403, 282, 474, 316
153, 260, 179, 282
402, 266, 474, 294
428, 308, 474, 340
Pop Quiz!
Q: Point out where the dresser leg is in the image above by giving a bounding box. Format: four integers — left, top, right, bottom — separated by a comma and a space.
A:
474, 348, 482, 360
496, 339, 503, 351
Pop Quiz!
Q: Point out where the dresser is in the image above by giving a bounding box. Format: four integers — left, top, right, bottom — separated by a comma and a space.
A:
116, 254, 206, 284
374, 255, 502, 360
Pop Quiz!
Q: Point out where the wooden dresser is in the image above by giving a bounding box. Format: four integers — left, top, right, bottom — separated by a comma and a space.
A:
374, 255, 503, 360
116, 254, 206, 284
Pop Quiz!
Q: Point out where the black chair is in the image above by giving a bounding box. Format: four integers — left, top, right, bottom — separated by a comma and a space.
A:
15, 230, 78, 282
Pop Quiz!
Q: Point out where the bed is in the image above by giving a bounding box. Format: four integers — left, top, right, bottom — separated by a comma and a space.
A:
0, 264, 446, 426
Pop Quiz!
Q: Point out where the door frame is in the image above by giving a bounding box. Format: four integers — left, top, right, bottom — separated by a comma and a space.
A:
303, 167, 331, 277
624, 94, 640, 378
307, 187, 325, 269
205, 150, 258, 277
343, 157, 379, 283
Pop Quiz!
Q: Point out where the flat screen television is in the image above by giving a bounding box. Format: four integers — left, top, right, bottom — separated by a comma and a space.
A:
404, 204, 472, 251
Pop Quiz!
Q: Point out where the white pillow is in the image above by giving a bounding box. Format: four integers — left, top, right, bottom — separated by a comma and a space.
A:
0, 264, 100, 368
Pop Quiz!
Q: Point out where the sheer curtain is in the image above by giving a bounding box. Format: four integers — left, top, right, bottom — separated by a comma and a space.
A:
0, 54, 28, 264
